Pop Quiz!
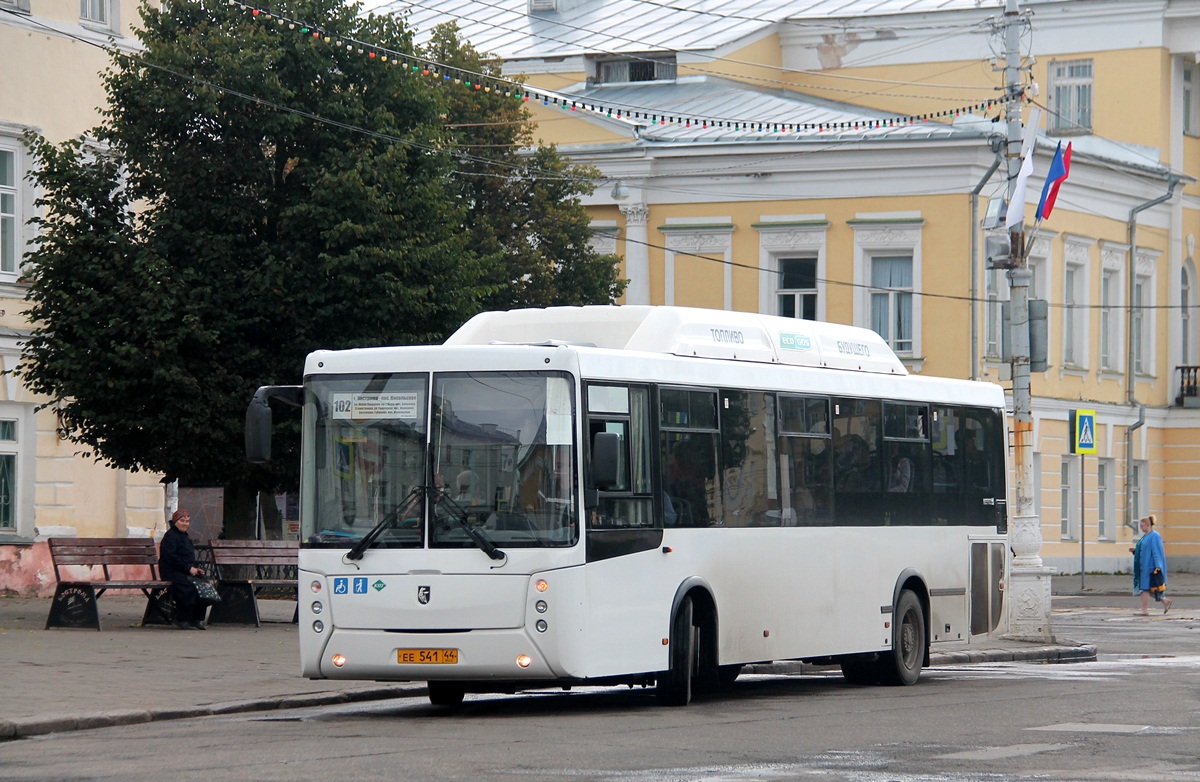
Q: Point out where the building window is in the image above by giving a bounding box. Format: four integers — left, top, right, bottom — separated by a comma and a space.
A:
852, 219, 921, 357
1185, 61, 1199, 138
0, 403, 30, 537
1063, 263, 1087, 367
984, 270, 1003, 359
1047, 58, 1093, 134
0, 149, 15, 275
1059, 458, 1077, 541
1182, 261, 1196, 365
1097, 458, 1114, 540
870, 255, 913, 354
80, 0, 108, 24
1100, 269, 1118, 370
1130, 460, 1148, 523
597, 57, 676, 84
1133, 273, 1153, 374
777, 257, 817, 320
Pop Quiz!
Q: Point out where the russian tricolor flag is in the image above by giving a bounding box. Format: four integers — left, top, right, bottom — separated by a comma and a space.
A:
1036, 141, 1072, 221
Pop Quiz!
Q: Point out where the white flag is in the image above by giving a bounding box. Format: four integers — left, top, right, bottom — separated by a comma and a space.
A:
1005, 152, 1034, 229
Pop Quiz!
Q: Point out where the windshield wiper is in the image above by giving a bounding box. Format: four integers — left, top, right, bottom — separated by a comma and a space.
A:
435, 491, 506, 561
345, 486, 424, 561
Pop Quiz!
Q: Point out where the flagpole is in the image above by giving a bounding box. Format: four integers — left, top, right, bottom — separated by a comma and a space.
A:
1002, 0, 1054, 642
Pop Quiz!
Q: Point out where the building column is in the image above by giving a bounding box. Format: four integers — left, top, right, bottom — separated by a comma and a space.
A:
620, 203, 650, 305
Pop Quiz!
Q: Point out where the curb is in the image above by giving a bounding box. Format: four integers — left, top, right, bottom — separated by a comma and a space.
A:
0, 684, 423, 742
0, 645, 1099, 741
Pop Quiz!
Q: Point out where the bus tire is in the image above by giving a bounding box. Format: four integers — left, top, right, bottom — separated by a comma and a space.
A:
657, 596, 695, 706
427, 680, 465, 707
880, 589, 925, 686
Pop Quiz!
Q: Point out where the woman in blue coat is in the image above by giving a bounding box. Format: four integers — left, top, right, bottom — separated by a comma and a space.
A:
1134, 515, 1172, 615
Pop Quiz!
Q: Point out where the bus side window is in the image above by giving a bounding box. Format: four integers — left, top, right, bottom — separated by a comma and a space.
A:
586, 384, 654, 528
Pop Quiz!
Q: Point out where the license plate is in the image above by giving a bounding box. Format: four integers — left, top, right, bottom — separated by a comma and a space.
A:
397, 648, 459, 664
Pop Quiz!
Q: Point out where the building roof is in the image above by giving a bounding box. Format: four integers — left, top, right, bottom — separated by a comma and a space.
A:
559, 75, 989, 143
373, 0, 1011, 59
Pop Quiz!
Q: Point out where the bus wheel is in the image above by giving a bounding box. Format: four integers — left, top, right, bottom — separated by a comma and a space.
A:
657, 596, 695, 706
881, 590, 925, 686
427, 680, 465, 707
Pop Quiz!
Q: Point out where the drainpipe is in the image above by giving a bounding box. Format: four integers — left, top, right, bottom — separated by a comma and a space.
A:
1124, 175, 1180, 529
970, 137, 1006, 381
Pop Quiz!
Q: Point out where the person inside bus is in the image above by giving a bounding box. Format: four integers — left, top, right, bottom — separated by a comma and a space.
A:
887, 444, 914, 493
455, 469, 482, 505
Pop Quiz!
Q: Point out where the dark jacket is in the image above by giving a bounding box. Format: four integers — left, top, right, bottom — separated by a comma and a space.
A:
160, 525, 200, 607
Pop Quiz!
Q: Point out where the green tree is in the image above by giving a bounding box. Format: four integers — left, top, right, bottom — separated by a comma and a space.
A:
20, 0, 621, 534
424, 24, 627, 309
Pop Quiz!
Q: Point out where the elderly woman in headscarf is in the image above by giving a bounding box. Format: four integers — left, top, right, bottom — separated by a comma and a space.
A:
159, 509, 211, 630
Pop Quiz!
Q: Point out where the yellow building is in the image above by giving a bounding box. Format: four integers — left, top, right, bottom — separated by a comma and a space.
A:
0, 0, 166, 590
389, 0, 1200, 573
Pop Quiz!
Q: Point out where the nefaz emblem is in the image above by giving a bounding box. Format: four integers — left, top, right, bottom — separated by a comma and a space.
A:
417, 586, 431, 605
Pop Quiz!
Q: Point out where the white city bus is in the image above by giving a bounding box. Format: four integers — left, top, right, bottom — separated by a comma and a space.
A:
246, 306, 1009, 707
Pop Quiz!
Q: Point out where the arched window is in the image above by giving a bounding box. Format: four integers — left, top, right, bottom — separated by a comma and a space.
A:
1182, 260, 1197, 366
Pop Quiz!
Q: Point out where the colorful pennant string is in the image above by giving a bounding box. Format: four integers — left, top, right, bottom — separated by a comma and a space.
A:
228, 1, 1025, 134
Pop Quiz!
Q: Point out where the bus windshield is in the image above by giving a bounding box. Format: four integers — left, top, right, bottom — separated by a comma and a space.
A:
429, 372, 577, 549
302, 371, 578, 549
304, 373, 429, 547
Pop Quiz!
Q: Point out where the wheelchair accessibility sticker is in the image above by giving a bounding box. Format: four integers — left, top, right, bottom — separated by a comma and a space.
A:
333, 577, 349, 594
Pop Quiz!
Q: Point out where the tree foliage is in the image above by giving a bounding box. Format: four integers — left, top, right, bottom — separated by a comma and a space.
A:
20, 0, 624, 495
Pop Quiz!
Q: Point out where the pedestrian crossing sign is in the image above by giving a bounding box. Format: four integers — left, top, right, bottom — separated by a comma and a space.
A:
1070, 409, 1097, 454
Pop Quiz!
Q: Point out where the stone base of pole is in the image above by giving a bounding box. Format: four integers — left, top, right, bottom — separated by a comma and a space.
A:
1003, 513, 1056, 642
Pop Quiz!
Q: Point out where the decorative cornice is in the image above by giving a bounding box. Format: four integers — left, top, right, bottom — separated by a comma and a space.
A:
850, 224, 921, 246
659, 226, 733, 253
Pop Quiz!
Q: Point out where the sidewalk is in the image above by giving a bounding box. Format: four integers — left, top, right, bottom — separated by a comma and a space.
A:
0, 582, 1112, 741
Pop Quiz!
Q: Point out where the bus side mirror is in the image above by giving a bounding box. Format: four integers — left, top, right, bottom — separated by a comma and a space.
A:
591, 431, 620, 491
245, 385, 303, 464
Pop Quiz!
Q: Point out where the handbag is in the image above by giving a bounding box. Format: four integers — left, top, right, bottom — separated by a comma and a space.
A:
1149, 568, 1165, 594
189, 575, 222, 603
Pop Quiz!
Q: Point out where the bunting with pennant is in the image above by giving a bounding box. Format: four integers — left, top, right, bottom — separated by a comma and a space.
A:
228, 1, 1026, 135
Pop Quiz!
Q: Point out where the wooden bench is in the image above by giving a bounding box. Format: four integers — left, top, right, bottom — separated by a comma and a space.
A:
206, 539, 298, 626
45, 537, 173, 630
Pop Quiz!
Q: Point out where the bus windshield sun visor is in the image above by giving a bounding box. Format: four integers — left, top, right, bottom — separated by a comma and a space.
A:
344, 486, 425, 561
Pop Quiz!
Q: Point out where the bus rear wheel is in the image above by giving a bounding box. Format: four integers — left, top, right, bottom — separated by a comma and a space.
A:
657, 596, 696, 706
427, 680, 465, 707
880, 589, 925, 686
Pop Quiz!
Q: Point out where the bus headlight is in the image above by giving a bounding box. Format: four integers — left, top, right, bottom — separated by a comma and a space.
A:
535, 619, 548, 633
310, 580, 323, 593
312, 601, 323, 614
313, 620, 325, 633
516, 654, 532, 668
535, 600, 548, 613
332, 653, 346, 668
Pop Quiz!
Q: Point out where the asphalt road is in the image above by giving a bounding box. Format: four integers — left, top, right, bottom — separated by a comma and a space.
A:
2, 603, 1196, 782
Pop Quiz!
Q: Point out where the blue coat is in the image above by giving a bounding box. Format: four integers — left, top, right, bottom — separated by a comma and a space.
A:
1135, 529, 1167, 592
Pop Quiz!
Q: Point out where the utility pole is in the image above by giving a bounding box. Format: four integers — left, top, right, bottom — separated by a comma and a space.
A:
1002, 0, 1054, 641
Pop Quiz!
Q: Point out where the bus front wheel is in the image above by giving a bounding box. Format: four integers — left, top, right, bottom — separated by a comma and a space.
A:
427, 680, 465, 707
880, 589, 925, 686
657, 596, 696, 706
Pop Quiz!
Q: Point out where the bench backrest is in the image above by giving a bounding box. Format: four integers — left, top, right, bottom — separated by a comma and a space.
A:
47, 537, 160, 582
208, 540, 298, 578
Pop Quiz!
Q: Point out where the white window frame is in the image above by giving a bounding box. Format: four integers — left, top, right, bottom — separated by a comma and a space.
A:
0, 397, 35, 541
79, 0, 119, 31
0, 125, 36, 287
1059, 457, 1078, 541
1047, 58, 1093, 134
1184, 59, 1199, 138
1061, 239, 1091, 371
984, 269, 1004, 359
756, 218, 828, 322
1099, 243, 1126, 374
1133, 251, 1158, 378
1182, 259, 1197, 366
851, 217, 922, 360
1130, 460, 1149, 523
1097, 458, 1114, 540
